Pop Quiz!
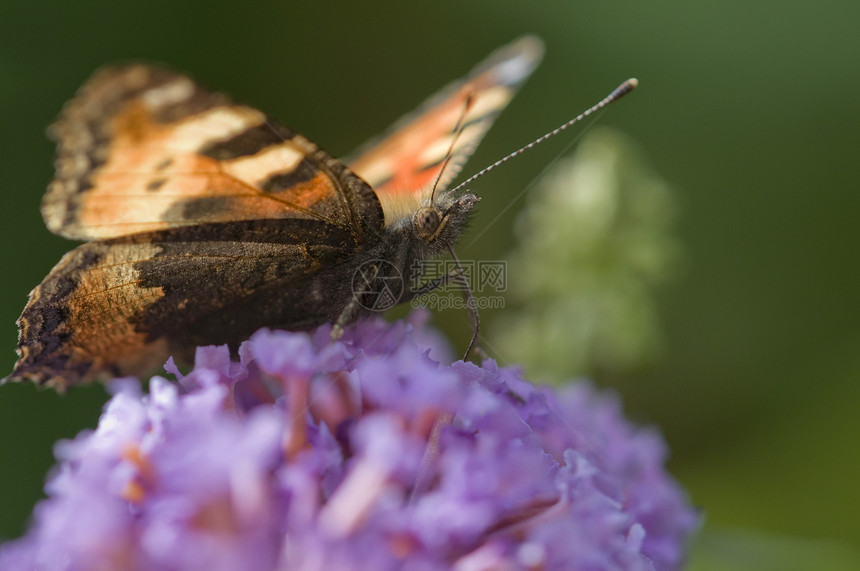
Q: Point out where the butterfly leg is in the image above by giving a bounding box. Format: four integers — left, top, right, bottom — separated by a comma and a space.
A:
332, 296, 364, 341
452, 263, 481, 361
406, 251, 481, 361
332, 260, 400, 341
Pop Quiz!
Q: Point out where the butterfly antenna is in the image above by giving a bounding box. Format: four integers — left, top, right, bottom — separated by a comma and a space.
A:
429, 91, 476, 205
449, 78, 638, 195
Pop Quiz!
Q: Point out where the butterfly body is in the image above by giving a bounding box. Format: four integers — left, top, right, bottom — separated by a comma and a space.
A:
9, 38, 543, 388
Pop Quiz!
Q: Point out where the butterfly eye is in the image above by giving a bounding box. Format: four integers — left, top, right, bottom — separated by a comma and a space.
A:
413, 207, 443, 242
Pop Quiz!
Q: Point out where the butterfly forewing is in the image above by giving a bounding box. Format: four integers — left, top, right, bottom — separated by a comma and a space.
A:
348, 36, 543, 225
44, 65, 383, 241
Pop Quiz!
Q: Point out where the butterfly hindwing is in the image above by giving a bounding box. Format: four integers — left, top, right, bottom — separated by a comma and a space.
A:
45, 64, 383, 241
14, 218, 360, 388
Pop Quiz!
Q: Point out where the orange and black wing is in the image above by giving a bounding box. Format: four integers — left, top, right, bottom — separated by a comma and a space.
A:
12, 219, 359, 389
44, 64, 382, 241
348, 36, 543, 225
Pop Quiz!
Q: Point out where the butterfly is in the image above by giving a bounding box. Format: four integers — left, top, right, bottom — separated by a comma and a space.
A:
7, 37, 544, 389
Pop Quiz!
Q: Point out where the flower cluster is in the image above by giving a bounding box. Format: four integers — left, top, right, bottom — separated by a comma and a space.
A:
0, 315, 697, 570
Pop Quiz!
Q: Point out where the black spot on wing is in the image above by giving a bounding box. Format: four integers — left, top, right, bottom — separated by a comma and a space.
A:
162, 196, 233, 222
199, 122, 295, 161
259, 159, 317, 192
147, 178, 166, 192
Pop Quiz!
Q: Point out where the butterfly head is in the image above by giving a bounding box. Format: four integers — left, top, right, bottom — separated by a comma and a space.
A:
412, 192, 479, 254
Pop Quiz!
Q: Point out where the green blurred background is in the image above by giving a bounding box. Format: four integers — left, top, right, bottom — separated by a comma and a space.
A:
1, 1, 857, 568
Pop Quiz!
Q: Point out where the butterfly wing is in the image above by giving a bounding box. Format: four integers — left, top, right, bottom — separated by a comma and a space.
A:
347, 36, 543, 225
12, 218, 360, 388
45, 64, 383, 241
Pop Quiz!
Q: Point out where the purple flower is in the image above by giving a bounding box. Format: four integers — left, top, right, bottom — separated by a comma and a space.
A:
0, 316, 697, 570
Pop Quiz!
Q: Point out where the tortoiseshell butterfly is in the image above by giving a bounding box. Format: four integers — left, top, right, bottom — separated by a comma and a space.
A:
7, 37, 545, 389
